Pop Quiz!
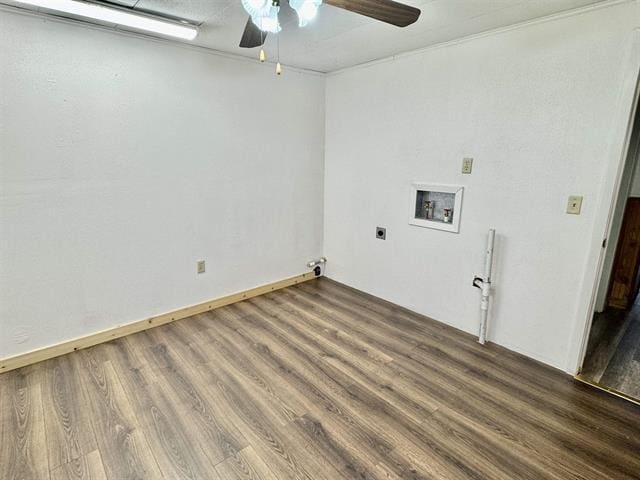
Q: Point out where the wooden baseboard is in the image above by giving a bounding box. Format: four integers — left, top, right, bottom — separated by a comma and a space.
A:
0, 272, 316, 374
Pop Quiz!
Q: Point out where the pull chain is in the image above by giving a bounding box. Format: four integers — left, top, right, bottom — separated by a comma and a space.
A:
259, 26, 265, 62
276, 32, 282, 75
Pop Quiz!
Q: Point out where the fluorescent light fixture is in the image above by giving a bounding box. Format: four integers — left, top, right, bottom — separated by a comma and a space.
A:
14, 0, 198, 40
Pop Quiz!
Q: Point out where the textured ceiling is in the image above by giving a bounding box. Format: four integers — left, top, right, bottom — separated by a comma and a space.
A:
4, 0, 608, 72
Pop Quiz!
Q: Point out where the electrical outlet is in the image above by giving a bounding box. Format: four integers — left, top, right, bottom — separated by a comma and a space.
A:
462, 157, 473, 174
376, 227, 386, 240
197, 260, 206, 274
566, 195, 583, 215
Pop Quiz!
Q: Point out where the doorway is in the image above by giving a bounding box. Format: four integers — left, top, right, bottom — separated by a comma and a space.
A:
579, 96, 640, 402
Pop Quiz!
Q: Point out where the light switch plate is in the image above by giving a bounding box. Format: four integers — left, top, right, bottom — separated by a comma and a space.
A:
462, 158, 473, 174
566, 195, 583, 215
197, 260, 206, 274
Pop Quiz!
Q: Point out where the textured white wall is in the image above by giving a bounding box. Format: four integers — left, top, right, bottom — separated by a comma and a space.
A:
2, 2, 639, 371
0, 11, 325, 357
324, 1, 640, 370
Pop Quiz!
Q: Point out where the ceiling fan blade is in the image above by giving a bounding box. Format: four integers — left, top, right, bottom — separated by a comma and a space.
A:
324, 0, 420, 27
239, 16, 266, 48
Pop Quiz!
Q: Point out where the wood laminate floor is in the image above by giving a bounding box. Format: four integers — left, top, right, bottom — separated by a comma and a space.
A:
2, 278, 640, 479
582, 297, 640, 400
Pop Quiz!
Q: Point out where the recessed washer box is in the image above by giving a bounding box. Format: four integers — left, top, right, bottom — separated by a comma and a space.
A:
409, 183, 464, 233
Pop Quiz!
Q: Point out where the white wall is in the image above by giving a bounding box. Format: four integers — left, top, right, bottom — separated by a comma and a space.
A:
324, 1, 640, 370
0, 10, 325, 358
2, 2, 639, 373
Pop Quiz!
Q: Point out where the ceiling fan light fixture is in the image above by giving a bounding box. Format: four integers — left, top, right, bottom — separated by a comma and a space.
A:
289, 0, 322, 26
240, 0, 268, 16
244, 0, 269, 9
256, 11, 281, 33
239, 0, 420, 50
241, 0, 280, 33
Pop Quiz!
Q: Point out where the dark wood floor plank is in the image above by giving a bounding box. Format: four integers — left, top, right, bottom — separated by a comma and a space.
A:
203, 309, 418, 479
290, 413, 380, 480
297, 281, 640, 432
306, 279, 577, 394
249, 284, 633, 480
424, 406, 569, 480
42, 355, 97, 470
402, 353, 629, 479
105, 337, 221, 479
324, 304, 634, 480
282, 285, 487, 397
71, 350, 162, 479
299, 280, 494, 359
2, 278, 640, 480
196, 311, 329, 421
256, 288, 470, 415
278, 290, 468, 418
131, 331, 251, 467
407, 339, 640, 456
282, 285, 425, 359
0, 367, 50, 480
314, 279, 639, 417
193, 354, 348, 480
241, 296, 600, 480
214, 446, 277, 480
390, 358, 624, 478
178, 316, 306, 426
248, 294, 442, 422
228, 302, 496, 479
269, 290, 394, 364
50, 450, 107, 480
196, 314, 322, 425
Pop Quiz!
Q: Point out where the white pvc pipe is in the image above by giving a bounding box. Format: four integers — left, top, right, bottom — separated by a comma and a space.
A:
478, 229, 495, 345
306, 257, 327, 268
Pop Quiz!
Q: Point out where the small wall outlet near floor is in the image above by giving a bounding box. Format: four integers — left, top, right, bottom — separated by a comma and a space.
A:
376, 227, 387, 240
197, 260, 206, 274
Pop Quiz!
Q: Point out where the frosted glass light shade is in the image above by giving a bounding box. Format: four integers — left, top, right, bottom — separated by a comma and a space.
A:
241, 0, 281, 33
256, 9, 281, 33
289, 0, 322, 26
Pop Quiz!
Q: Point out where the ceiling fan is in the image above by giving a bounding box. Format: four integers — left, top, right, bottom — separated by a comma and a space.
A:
239, 0, 421, 49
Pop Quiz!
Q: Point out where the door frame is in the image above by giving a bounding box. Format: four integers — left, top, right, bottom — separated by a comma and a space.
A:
568, 28, 640, 375
606, 197, 640, 309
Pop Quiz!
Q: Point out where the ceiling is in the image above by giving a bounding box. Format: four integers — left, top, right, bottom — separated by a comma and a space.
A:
5, 0, 607, 72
